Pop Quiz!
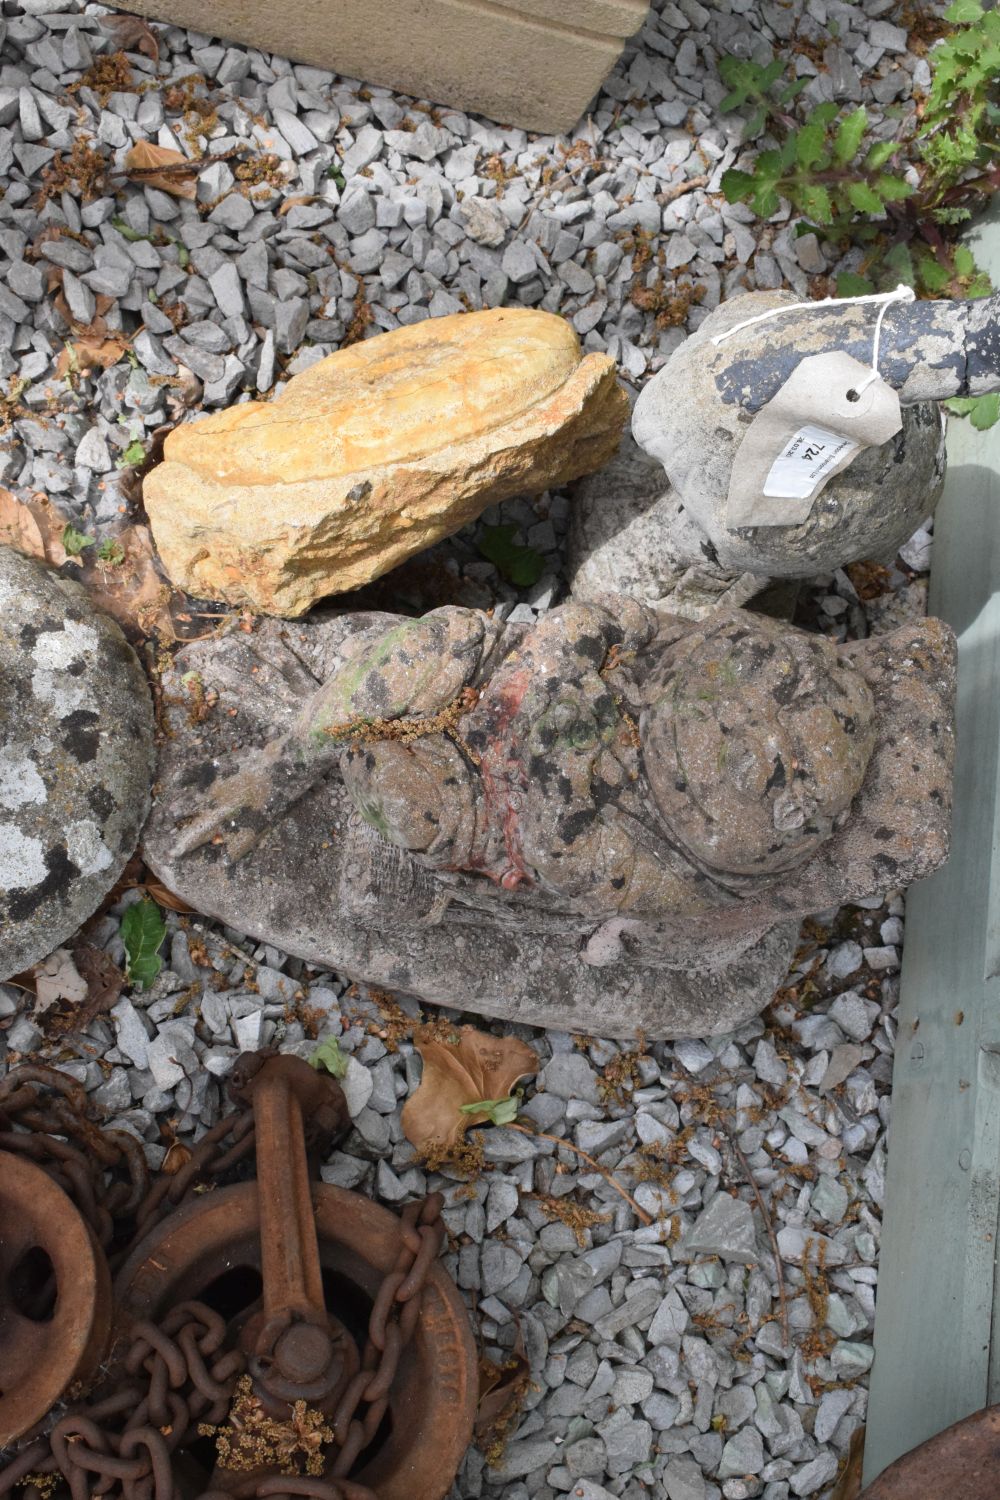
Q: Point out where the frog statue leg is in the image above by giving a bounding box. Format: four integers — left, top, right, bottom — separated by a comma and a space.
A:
171, 607, 500, 862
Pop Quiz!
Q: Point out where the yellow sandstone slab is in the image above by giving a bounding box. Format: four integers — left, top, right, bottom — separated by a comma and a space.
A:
144, 308, 626, 617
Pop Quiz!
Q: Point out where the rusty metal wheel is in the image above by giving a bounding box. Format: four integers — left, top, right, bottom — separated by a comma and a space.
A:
860, 1406, 1000, 1499
113, 1180, 478, 1500
0, 1151, 114, 1446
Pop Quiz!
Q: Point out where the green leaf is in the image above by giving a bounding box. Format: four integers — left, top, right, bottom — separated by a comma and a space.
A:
61, 523, 95, 556
477, 524, 545, 587
845, 181, 884, 214
459, 1095, 521, 1126
741, 105, 768, 141
116, 440, 146, 468
309, 1035, 349, 1078
874, 174, 914, 201
864, 140, 899, 169
914, 248, 951, 293
796, 120, 828, 170
945, 393, 1000, 429
833, 107, 868, 165
954, 245, 976, 276
326, 165, 346, 190
176, 243, 190, 269
884, 242, 916, 287
120, 897, 166, 990
797, 183, 834, 225
752, 185, 781, 218
98, 538, 126, 565
721, 169, 757, 203
776, 77, 809, 107
944, 0, 984, 22
111, 215, 151, 243
836, 272, 875, 296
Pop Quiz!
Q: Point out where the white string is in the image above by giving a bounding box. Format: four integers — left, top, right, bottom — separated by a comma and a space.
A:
709, 282, 915, 393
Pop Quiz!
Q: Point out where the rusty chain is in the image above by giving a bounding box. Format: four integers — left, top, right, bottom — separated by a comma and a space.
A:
0, 1064, 446, 1500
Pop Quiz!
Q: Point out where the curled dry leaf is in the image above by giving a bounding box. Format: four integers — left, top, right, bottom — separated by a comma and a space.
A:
0, 488, 70, 565
99, 13, 160, 60
125, 140, 198, 200
162, 1139, 195, 1176
401, 1025, 539, 1155
278, 194, 317, 216
475, 1327, 531, 1447
101, 854, 195, 915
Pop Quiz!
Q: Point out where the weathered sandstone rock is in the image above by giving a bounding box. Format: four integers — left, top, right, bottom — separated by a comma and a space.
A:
144, 308, 626, 616
0, 547, 155, 980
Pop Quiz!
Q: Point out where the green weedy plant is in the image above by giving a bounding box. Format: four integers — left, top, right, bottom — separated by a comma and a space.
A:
718, 0, 1000, 419
120, 896, 166, 990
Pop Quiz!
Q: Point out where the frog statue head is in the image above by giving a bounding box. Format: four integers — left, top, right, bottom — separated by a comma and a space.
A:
640, 614, 878, 881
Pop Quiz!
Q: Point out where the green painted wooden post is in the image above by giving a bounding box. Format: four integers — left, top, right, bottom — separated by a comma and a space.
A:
864, 202, 1000, 1485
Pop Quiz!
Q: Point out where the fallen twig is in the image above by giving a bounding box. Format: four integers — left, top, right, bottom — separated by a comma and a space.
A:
722, 1120, 790, 1348
660, 173, 710, 205
509, 1123, 653, 1226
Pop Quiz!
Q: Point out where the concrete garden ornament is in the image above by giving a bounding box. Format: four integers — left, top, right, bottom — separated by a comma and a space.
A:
144, 595, 955, 1039
572, 286, 1000, 604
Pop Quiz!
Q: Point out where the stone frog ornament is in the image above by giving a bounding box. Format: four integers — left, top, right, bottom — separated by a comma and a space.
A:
606, 287, 1000, 588
144, 597, 955, 1038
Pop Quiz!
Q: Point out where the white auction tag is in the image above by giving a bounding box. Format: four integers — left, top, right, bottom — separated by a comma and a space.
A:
762, 423, 862, 500
726, 351, 902, 528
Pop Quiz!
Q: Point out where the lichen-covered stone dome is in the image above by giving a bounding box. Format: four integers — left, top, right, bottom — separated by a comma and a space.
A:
0, 547, 155, 980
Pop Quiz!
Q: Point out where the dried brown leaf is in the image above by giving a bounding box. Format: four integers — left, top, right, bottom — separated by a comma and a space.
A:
401, 1024, 538, 1155
162, 1140, 194, 1175
99, 13, 160, 60
34, 948, 88, 1012
0, 488, 70, 566
141, 877, 196, 914
830, 1426, 865, 1500
278, 194, 317, 216
475, 1324, 530, 1447
56, 333, 130, 379
78, 523, 178, 641
32, 942, 123, 1037
125, 139, 198, 200
0, 487, 46, 560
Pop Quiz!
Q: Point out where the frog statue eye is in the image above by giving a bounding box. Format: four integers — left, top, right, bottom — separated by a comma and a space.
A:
640, 613, 877, 879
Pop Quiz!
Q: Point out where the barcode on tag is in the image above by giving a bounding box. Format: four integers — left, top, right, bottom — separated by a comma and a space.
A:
762, 423, 862, 501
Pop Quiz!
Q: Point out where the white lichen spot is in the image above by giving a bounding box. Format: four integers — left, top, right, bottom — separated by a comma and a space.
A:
65, 819, 114, 877
30, 668, 87, 718
0, 750, 46, 810
0, 825, 47, 888
31, 619, 99, 669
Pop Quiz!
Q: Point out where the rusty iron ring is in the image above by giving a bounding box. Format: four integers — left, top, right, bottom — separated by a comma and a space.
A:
0, 1151, 114, 1446
113, 1179, 477, 1500
860, 1405, 1000, 1498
